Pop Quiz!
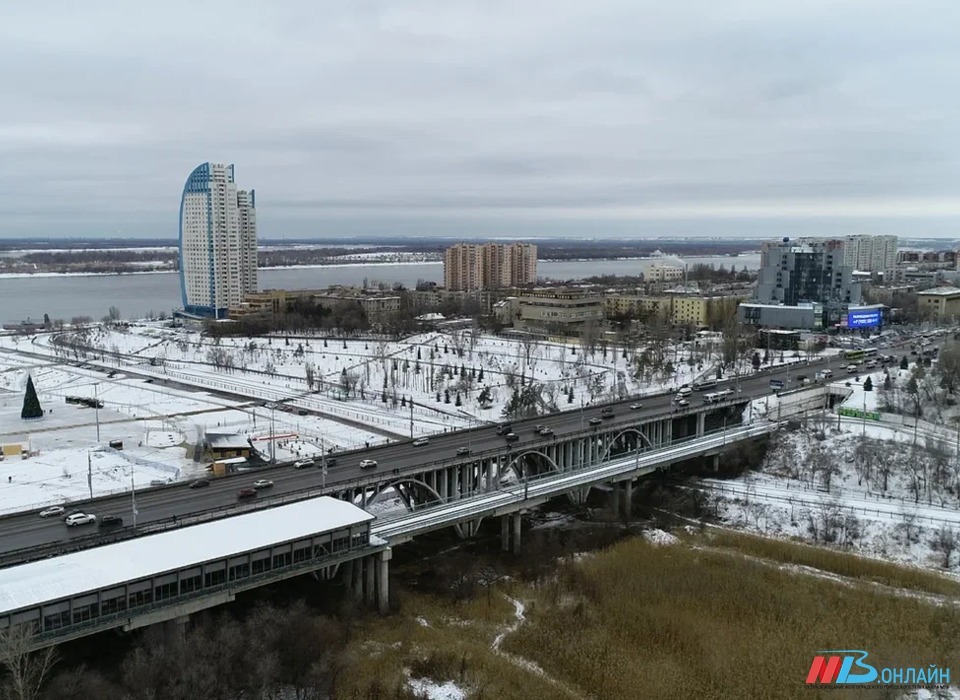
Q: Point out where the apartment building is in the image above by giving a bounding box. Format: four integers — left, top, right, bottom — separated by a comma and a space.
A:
443, 243, 537, 291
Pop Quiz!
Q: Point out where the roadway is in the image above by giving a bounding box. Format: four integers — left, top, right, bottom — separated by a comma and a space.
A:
0, 340, 919, 558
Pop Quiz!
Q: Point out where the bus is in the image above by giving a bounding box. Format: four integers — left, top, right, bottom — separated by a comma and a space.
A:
840, 348, 877, 362
692, 379, 717, 391
703, 389, 735, 404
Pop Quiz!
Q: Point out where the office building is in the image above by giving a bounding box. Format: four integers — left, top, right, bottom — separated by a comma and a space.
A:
753, 238, 861, 326
917, 287, 960, 321
179, 163, 258, 318
443, 243, 537, 291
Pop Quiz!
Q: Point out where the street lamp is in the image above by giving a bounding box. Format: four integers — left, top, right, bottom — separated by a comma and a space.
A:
93, 382, 101, 442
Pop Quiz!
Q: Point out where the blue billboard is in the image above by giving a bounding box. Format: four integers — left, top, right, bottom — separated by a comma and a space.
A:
847, 308, 882, 328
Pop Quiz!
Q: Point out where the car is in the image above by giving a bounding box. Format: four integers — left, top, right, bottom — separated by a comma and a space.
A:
504, 432, 519, 442
456, 447, 471, 456
61, 509, 85, 521
589, 417, 602, 426
412, 437, 430, 447
539, 427, 554, 436
495, 424, 512, 435
533, 424, 546, 432
252, 479, 274, 490
99, 515, 123, 528
601, 409, 615, 419
189, 478, 210, 489
359, 459, 378, 469
38, 506, 65, 518
150, 479, 169, 487
324, 457, 337, 468
297, 409, 308, 416
65, 513, 96, 527
846, 364, 858, 373
676, 399, 690, 407
237, 488, 257, 500
293, 459, 315, 469
629, 403, 643, 410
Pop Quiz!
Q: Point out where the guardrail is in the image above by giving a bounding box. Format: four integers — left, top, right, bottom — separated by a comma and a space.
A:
372, 424, 775, 540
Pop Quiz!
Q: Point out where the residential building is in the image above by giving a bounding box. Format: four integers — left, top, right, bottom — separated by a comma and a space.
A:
179, 163, 257, 318
917, 287, 960, 320
443, 243, 537, 291
840, 235, 898, 274
229, 287, 400, 325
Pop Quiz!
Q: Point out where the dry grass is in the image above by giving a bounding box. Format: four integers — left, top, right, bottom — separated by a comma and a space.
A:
335, 534, 960, 700
703, 528, 960, 597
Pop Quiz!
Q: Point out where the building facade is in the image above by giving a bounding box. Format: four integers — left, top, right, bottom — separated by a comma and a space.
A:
753, 238, 860, 326
179, 163, 258, 318
841, 235, 898, 274
443, 243, 537, 291
917, 287, 960, 320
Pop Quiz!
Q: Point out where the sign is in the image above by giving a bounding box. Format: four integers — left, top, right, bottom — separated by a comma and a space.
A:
847, 308, 882, 328
769, 379, 784, 389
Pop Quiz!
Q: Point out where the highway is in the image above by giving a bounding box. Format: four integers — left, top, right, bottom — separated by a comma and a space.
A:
0, 341, 916, 559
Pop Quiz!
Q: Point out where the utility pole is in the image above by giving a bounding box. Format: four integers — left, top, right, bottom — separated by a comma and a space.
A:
130, 467, 138, 528
409, 398, 414, 439
270, 403, 276, 464
94, 383, 101, 442
87, 451, 93, 498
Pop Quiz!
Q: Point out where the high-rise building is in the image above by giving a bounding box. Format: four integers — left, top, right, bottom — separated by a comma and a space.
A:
179, 163, 258, 318
840, 235, 898, 275
753, 237, 861, 325
443, 243, 537, 291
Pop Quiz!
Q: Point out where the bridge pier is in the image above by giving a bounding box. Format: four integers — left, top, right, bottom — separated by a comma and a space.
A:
696, 412, 706, 436
364, 555, 376, 608
376, 548, 392, 615
622, 479, 633, 518
512, 512, 522, 554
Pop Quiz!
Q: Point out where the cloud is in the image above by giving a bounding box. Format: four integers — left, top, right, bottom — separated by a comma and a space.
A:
0, 0, 958, 238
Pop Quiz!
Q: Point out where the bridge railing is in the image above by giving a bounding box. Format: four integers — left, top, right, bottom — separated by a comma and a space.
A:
372, 423, 774, 527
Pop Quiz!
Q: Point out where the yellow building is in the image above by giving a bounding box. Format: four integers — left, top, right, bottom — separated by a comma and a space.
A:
918, 286, 960, 320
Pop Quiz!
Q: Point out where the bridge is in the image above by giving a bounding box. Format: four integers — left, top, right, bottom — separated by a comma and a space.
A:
0, 419, 776, 650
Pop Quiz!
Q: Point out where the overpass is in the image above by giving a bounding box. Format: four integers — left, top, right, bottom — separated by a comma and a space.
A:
0, 422, 773, 651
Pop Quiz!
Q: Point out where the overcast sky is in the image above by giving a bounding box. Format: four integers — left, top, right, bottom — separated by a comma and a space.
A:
2, 0, 959, 240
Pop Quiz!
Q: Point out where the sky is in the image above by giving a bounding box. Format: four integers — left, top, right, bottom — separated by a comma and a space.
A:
2, 0, 959, 240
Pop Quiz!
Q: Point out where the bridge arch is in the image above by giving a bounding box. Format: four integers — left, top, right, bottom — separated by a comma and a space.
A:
502, 449, 562, 481
366, 477, 469, 538
597, 427, 654, 464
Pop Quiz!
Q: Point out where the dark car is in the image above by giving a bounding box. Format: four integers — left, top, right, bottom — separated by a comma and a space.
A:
323, 457, 337, 468
237, 488, 257, 500
99, 515, 123, 528
456, 447, 471, 456
505, 432, 519, 442
297, 409, 308, 416
538, 427, 554, 436
601, 407, 615, 418
189, 479, 210, 489
589, 417, 602, 426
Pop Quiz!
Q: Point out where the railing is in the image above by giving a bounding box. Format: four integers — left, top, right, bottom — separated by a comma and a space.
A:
373, 424, 775, 538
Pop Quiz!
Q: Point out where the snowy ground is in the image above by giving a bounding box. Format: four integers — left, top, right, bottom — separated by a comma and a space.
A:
703, 415, 960, 574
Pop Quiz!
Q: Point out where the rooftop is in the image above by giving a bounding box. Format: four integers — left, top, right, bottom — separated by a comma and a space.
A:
918, 286, 960, 297
0, 497, 374, 614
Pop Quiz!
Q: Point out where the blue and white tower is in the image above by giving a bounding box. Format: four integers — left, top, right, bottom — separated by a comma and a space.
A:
178, 163, 258, 318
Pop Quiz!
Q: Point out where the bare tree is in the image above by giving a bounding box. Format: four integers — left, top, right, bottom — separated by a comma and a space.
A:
931, 525, 959, 569
0, 624, 58, 700
305, 362, 315, 391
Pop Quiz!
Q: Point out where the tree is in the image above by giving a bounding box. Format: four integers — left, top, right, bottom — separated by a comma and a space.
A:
455, 392, 462, 406
20, 375, 43, 420
0, 624, 58, 700
42, 313, 50, 329
931, 525, 959, 569
883, 374, 892, 391
478, 367, 484, 382
304, 362, 315, 391
444, 389, 451, 404
937, 342, 960, 394
863, 376, 873, 392
107, 306, 121, 323
900, 355, 909, 370
752, 352, 761, 371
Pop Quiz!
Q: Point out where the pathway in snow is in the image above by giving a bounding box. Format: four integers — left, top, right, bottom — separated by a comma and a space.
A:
490, 595, 587, 700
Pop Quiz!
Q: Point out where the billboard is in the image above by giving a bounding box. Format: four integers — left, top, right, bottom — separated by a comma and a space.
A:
847, 308, 881, 328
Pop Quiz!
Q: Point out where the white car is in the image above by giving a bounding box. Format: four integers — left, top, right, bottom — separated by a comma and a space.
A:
412, 438, 429, 447
252, 479, 274, 490
293, 459, 315, 469
359, 459, 378, 469
65, 513, 97, 527
846, 364, 858, 373
39, 506, 65, 518
630, 403, 643, 410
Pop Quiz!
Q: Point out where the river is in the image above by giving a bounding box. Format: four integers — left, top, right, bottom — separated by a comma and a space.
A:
1, 254, 760, 322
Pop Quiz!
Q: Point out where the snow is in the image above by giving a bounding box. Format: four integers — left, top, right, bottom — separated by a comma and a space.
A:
643, 528, 680, 546
406, 677, 467, 700
0, 496, 373, 615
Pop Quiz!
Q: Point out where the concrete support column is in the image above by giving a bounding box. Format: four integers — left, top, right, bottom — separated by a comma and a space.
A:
376, 548, 392, 615
365, 555, 376, 607
609, 482, 620, 514
512, 512, 522, 554
352, 557, 363, 599
622, 480, 633, 518
696, 412, 706, 436
342, 559, 355, 594
439, 469, 448, 501
501, 514, 510, 552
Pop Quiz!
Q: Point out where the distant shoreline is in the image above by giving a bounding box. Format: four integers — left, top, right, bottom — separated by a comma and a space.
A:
0, 253, 759, 280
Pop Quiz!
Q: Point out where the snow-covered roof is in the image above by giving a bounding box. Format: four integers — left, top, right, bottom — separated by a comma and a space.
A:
206, 433, 251, 449
0, 497, 374, 614
918, 286, 960, 297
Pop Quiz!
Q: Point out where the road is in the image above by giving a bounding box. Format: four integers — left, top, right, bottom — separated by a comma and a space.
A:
0, 342, 918, 558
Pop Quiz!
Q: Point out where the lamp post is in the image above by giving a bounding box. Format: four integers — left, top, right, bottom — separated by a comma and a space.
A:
130, 466, 138, 528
